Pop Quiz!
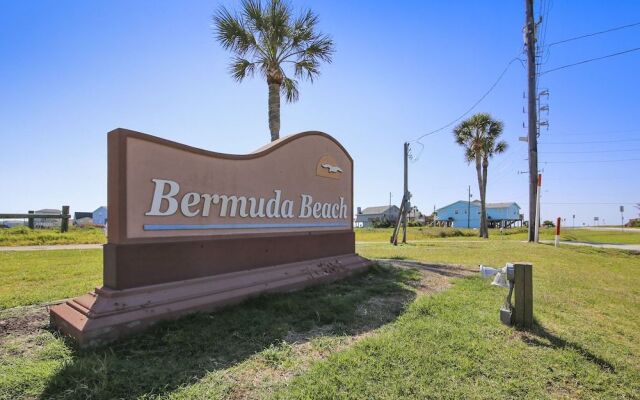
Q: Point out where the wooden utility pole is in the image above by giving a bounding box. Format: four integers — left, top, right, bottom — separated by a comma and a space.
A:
390, 143, 410, 245
402, 142, 409, 244
525, 0, 539, 242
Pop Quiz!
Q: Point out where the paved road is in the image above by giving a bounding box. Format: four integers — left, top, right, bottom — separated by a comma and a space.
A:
540, 240, 640, 252
0, 243, 103, 252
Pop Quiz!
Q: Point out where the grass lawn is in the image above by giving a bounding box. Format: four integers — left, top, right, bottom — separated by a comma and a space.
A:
355, 226, 640, 244
0, 226, 106, 247
0, 250, 102, 309
1, 241, 639, 398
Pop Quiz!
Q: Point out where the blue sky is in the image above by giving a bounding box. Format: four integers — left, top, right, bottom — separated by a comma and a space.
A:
1, 0, 639, 226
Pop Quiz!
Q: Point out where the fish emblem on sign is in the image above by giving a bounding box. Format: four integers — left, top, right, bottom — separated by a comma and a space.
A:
316, 155, 343, 179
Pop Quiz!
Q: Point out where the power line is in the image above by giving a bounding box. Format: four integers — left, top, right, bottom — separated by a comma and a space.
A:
541, 158, 640, 164
541, 148, 640, 154
542, 202, 637, 205
544, 128, 640, 136
540, 138, 640, 145
548, 21, 640, 47
540, 47, 640, 75
410, 56, 524, 144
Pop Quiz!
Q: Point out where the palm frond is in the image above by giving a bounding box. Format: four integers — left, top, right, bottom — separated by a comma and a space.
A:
281, 76, 299, 102
213, 7, 257, 56
229, 57, 256, 82
214, 0, 334, 103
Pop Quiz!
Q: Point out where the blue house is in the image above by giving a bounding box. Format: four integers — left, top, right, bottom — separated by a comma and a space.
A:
92, 206, 108, 226
435, 201, 522, 228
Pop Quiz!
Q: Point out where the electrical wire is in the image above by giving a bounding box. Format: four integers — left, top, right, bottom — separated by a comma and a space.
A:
541, 158, 640, 164
540, 138, 640, 145
543, 128, 640, 136
408, 55, 525, 162
542, 202, 637, 205
540, 47, 640, 75
547, 21, 640, 47
540, 148, 640, 154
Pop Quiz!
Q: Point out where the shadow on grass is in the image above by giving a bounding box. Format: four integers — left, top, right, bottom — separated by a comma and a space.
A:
522, 319, 616, 373
41, 264, 418, 399
380, 259, 473, 279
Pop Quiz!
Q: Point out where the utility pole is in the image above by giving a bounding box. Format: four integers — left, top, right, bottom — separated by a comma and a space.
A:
390, 142, 410, 245
525, 0, 539, 242
534, 173, 541, 242
402, 142, 409, 244
389, 192, 392, 210
467, 185, 471, 229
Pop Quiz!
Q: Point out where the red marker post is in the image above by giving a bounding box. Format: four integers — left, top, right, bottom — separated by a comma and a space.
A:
555, 217, 561, 247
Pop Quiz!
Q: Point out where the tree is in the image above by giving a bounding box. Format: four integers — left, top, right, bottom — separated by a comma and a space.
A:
214, 0, 335, 142
453, 113, 508, 238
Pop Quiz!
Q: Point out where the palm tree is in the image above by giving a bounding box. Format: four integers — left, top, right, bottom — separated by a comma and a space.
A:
453, 113, 508, 238
214, 0, 335, 142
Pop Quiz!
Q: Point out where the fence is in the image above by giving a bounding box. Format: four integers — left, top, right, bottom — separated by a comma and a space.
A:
0, 205, 70, 232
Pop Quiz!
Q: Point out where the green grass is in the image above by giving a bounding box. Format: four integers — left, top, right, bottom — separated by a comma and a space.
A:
1, 241, 639, 398
0, 265, 420, 399
0, 250, 102, 309
356, 226, 640, 244
0, 226, 106, 247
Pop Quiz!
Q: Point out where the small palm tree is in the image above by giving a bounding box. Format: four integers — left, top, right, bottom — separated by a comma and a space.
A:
453, 113, 508, 238
214, 0, 335, 142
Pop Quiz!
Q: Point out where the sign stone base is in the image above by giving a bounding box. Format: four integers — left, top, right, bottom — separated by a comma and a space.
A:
50, 253, 371, 346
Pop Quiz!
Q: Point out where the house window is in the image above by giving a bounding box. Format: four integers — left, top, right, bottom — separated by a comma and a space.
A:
455, 210, 459, 215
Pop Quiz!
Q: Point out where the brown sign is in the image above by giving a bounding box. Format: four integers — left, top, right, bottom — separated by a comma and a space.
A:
51, 128, 370, 346
109, 130, 352, 241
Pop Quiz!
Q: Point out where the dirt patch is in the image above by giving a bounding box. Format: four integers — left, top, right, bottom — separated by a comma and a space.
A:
0, 304, 50, 339
222, 261, 473, 399
380, 259, 475, 296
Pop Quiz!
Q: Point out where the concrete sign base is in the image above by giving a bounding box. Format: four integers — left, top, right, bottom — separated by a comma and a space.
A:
51, 252, 370, 346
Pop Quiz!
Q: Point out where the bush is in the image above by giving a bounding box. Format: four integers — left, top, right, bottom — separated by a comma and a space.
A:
372, 219, 393, 228
7, 226, 30, 235
542, 220, 555, 228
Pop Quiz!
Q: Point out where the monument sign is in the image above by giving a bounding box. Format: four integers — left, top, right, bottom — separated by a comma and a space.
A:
50, 128, 371, 345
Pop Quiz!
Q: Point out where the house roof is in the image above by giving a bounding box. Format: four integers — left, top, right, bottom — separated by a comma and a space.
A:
435, 201, 477, 212
360, 205, 398, 215
74, 212, 93, 219
485, 202, 520, 209
437, 200, 520, 212
93, 206, 107, 213
36, 209, 60, 214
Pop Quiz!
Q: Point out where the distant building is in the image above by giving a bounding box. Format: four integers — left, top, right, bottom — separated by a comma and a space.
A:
407, 206, 425, 224
35, 209, 61, 228
355, 205, 400, 228
92, 206, 108, 225
74, 212, 93, 220
435, 201, 522, 228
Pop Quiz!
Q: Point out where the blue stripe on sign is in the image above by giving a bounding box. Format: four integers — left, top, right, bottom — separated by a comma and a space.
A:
143, 222, 350, 231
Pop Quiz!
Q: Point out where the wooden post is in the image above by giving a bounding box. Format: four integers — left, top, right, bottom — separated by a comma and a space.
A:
28, 210, 34, 229
513, 263, 533, 329
61, 205, 70, 233
402, 142, 408, 244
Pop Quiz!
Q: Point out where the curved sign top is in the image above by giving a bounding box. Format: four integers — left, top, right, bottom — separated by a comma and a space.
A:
107, 129, 353, 244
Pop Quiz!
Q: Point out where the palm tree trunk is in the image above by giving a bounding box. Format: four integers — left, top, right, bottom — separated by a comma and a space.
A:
268, 83, 281, 141
475, 155, 484, 238
482, 158, 489, 238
